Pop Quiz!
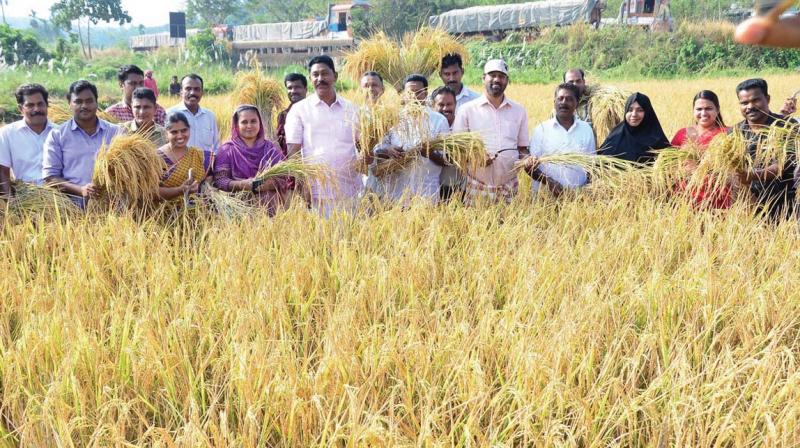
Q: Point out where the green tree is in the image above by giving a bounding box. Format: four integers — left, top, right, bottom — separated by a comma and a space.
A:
50, 0, 131, 59
187, 0, 244, 26
0, 24, 51, 65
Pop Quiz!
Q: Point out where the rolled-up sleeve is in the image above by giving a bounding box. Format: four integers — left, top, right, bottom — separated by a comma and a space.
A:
285, 107, 304, 146
42, 130, 63, 179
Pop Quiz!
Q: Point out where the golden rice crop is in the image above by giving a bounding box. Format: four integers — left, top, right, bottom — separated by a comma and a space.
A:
91, 133, 166, 208
3, 181, 79, 222
587, 84, 631, 146
3, 74, 800, 447
344, 27, 469, 90
48, 103, 120, 124
255, 153, 333, 186
353, 89, 403, 164
427, 131, 488, 172
201, 187, 255, 219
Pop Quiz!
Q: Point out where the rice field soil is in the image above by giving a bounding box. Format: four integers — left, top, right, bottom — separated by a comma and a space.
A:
2, 74, 800, 446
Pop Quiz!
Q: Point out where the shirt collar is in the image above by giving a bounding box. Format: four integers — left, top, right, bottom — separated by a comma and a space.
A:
549, 117, 579, 133
477, 94, 511, 110
14, 119, 54, 134
176, 102, 207, 116
310, 93, 343, 108
69, 117, 109, 134
456, 85, 473, 100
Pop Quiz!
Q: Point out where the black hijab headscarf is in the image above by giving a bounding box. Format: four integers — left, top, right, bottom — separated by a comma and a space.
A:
599, 92, 670, 164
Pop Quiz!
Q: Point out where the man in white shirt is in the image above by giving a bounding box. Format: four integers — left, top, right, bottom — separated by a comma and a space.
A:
525, 83, 596, 196
374, 74, 450, 204
0, 83, 55, 195
286, 55, 363, 216
167, 74, 219, 153
437, 54, 480, 202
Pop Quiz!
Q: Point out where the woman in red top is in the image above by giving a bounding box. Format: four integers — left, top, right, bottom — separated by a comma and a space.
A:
671, 90, 733, 209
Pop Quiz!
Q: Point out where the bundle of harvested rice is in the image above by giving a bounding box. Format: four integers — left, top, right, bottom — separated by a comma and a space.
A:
354, 89, 403, 162
201, 187, 254, 219
5, 181, 79, 221
514, 152, 640, 179
255, 153, 333, 186
344, 27, 468, 91
652, 145, 703, 191
232, 67, 286, 139
425, 132, 488, 173
48, 103, 119, 125
92, 133, 166, 208
373, 150, 419, 178
587, 85, 631, 146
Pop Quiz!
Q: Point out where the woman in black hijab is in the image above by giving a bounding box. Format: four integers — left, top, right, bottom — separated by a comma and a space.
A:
600, 92, 671, 164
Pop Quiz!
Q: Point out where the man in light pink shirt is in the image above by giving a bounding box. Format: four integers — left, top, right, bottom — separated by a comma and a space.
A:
452, 59, 530, 204
285, 55, 363, 215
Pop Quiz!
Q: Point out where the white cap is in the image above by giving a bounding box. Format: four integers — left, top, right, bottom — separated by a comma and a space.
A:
483, 59, 509, 76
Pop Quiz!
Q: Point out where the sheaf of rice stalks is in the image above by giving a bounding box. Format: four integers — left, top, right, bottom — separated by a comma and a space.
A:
3, 181, 79, 222
588, 85, 631, 146
232, 67, 286, 140
344, 27, 468, 91
91, 133, 166, 208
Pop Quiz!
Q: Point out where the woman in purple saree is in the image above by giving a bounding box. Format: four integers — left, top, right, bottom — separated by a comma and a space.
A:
213, 105, 290, 214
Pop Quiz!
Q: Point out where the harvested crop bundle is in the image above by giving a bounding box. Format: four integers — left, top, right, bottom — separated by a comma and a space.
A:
255, 153, 333, 186
345, 27, 469, 91
232, 67, 285, 139
4, 181, 79, 222
92, 133, 166, 209
587, 85, 631, 146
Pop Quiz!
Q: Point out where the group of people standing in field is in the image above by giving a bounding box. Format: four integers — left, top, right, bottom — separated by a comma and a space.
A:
0, 55, 797, 219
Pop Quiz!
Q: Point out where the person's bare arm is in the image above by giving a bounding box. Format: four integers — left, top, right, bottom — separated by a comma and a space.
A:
45, 176, 94, 198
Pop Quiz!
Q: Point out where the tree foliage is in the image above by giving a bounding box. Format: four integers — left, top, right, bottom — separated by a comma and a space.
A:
0, 24, 51, 65
187, 0, 246, 26
50, 0, 131, 59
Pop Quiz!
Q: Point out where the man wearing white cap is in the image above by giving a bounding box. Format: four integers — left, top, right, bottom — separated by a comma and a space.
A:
452, 59, 530, 204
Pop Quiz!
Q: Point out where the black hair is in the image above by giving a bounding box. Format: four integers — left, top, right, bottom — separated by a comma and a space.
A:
284, 73, 308, 88
693, 90, 726, 128
233, 104, 263, 128
181, 73, 204, 88
430, 85, 456, 101
15, 83, 49, 106
736, 78, 768, 97
441, 54, 464, 71
555, 83, 581, 101
66, 80, 98, 102
308, 55, 336, 73
117, 64, 145, 84
361, 71, 384, 84
165, 111, 191, 129
131, 87, 157, 104
403, 74, 428, 89
563, 68, 585, 82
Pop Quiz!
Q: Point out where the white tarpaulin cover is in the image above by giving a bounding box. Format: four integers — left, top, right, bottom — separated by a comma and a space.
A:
129, 29, 199, 49
429, 0, 599, 34
233, 21, 328, 42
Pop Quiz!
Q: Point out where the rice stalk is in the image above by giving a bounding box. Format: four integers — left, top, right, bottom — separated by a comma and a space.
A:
232, 68, 287, 140
344, 27, 468, 91
48, 103, 120, 125
652, 145, 702, 191
514, 152, 640, 180
587, 85, 631, 145
4, 181, 79, 222
201, 187, 254, 219
354, 89, 403, 164
255, 153, 333, 187
91, 133, 166, 209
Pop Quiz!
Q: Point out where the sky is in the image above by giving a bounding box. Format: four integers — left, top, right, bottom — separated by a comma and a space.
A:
4, 0, 187, 27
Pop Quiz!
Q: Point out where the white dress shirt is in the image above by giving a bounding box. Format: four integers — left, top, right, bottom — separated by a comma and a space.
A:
0, 119, 55, 184
529, 117, 596, 192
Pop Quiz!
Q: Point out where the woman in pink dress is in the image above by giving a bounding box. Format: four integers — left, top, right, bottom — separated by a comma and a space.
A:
670, 90, 732, 209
